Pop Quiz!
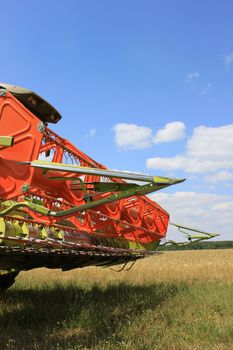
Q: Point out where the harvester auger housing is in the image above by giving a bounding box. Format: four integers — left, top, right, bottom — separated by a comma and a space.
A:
0, 83, 186, 291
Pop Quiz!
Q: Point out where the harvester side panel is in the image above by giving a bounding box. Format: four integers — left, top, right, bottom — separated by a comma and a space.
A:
0, 91, 43, 199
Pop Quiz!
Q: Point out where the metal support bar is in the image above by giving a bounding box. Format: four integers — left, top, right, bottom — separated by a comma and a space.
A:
19, 160, 185, 185
161, 223, 219, 247
0, 177, 182, 219
0, 136, 14, 147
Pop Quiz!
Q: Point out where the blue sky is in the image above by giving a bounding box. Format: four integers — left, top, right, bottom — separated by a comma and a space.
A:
1, 1, 233, 240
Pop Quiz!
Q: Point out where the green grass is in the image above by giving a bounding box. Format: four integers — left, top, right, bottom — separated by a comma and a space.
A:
1, 280, 233, 349
2, 250, 233, 350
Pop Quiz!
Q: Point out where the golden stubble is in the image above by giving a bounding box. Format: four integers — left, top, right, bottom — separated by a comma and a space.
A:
17, 249, 233, 287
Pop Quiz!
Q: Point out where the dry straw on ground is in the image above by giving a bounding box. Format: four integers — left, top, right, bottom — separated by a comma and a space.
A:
18, 249, 233, 287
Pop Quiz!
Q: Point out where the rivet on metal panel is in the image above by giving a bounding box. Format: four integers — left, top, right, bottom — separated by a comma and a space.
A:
37, 122, 45, 133
21, 184, 30, 193
0, 88, 7, 97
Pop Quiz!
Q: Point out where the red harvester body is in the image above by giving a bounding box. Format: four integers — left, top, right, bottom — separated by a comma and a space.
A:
0, 83, 184, 291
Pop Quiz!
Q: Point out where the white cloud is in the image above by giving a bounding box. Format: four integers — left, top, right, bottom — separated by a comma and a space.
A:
147, 155, 183, 171
187, 125, 233, 159
150, 191, 233, 241
224, 53, 233, 69
186, 70, 200, 82
153, 122, 185, 143
212, 201, 233, 211
204, 171, 233, 184
89, 128, 96, 137
113, 123, 153, 150
113, 121, 185, 150
201, 83, 212, 96
147, 124, 233, 173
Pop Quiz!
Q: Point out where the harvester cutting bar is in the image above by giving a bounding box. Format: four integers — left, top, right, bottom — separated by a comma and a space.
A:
0, 237, 157, 257
0, 246, 159, 273
0, 214, 160, 273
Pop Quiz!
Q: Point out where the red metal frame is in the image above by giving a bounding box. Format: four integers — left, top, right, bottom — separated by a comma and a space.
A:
0, 90, 169, 245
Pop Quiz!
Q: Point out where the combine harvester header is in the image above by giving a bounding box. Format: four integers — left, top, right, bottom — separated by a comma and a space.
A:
0, 83, 218, 291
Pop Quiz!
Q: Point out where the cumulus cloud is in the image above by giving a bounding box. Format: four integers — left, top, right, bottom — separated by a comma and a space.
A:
153, 122, 185, 143
150, 191, 233, 241
113, 121, 185, 150
113, 123, 153, 150
147, 124, 233, 173
187, 125, 233, 159
204, 171, 233, 184
186, 70, 200, 82
223, 53, 233, 69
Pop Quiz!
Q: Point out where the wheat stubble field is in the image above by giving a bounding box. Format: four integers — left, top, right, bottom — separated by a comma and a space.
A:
1, 249, 233, 350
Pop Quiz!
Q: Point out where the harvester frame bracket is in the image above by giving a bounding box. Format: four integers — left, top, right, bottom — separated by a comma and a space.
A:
161, 223, 220, 247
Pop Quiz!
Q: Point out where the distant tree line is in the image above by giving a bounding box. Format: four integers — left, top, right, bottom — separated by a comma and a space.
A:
157, 241, 233, 251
